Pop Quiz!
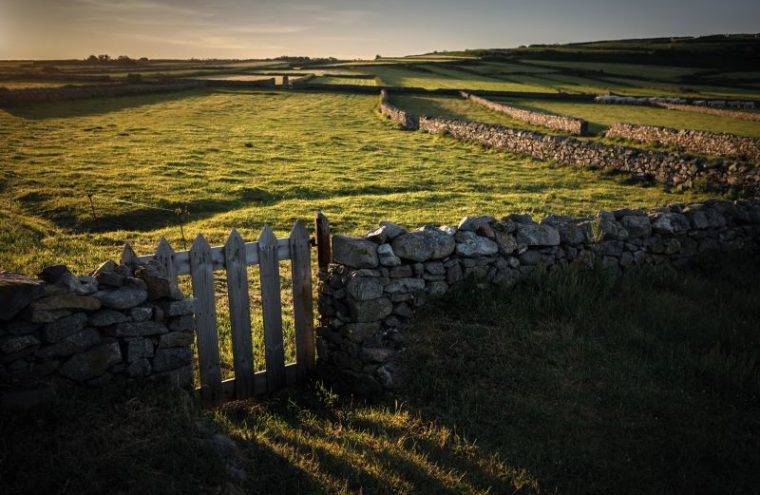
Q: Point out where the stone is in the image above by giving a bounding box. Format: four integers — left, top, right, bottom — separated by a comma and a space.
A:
92, 260, 127, 288
346, 277, 384, 301
389, 265, 413, 278
362, 347, 393, 363
593, 214, 629, 241
455, 231, 499, 257
391, 228, 455, 262
348, 297, 393, 323
446, 263, 463, 284
424, 261, 446, 275
126, 338, 155, 361
28, 308, 72, 324
36, 328, 100, 358
494, 231, 518, 255
30, 294, 101, 312
130, 305, 153, 322
127, 358, 152, 377
43, 312, 87, 343
427, 281, 448, 296
519, 250, 542, 266
621, 215, 652, 238
458, 215, 495, 232
37, 265, 71, 284
59, 342, 122, 381
158, 332, 195, 348
515, 223, 560, 246
344, 322, 381, 343
93, 286, 148, 310
393, 302, 414, 319
367, 222, 407, 244
109, 321, 168, 337
503, 213, 533, 224
0, 272, 45, 321
377, 244, 401, 267
75, 276, 98, 296
168, 314, 194, 332
161, 298, 195, 317
384, 278, 426, 294
152, 347, 193, 372
0, 334, 40, 354
652, 213, 691, 235
3, 321, 41, 336
135, 261, 184, 301
332, 235, 379, 268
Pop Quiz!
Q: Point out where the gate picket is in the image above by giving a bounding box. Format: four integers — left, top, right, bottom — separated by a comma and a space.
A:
290, 221, 315, 378
258, 225, 286, 392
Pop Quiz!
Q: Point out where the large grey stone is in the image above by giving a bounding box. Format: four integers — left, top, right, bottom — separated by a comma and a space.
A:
135, 261, 184, 301
43, 312, 87, 343
332, 235, 379, 268
494, 231, 518, 255
109, 321, 168, 337
384, 278, 426, 294
126, 338, 155, 361
59, 342, 122, 381
160, 298, 195, 317
158, 332, 194, 348
593, 214, 629, 241
31, 294, 101, 312
367, 222, 407, 244
652, 213, 691, 234
346, 277, 384, 301
457, 215, 495, 232
88, 309, 129, 327
348, 297, 393, 322
36, 328, 100, 358
391, 228, 455, 262
93, 286, 148, 310
0, 272, 45, 321
344, 322, 381, 343
152, 347, 193, 373
455, 231, 499, 257
621, 215, 652, 238
377, 244, 401, 267
515, 223, 560, 246
0, 334, 40, 354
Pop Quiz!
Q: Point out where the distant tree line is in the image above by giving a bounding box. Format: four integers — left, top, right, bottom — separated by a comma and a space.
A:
84, 55, 150, 65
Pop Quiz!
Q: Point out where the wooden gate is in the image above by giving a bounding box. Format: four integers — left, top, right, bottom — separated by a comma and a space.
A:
121, 220, 317, 405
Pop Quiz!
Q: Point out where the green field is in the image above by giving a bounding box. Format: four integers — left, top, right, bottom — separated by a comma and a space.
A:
0, 80, 113, 89
1, 89, 712, 276
0, 88, 714, 378
309, 76, 377, 86
497, 98, 760, 136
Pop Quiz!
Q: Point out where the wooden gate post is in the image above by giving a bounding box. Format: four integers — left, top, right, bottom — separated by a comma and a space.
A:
315, 211, 331, 273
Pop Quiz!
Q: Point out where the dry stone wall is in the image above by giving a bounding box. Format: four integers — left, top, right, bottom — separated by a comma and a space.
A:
0, 260, 195, 410
462, 92, 588, 135
316, 200, 760, 395
606, 123, 760, 162
379, 90, 419, 130
0, 80, 204, 106
656, 102, 760, 123
417, 116, 760, 194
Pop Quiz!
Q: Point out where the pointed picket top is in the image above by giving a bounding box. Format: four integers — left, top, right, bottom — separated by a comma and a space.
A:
191, 233, 210, 253
225, 229, 245, 251
155, 237, 177, 278
224, 229, 247, 267
290, 219, 308, 242
120, 242, 139, 267
258, 223, 277, 248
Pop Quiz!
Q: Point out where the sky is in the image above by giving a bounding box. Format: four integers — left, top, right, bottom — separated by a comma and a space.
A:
0, 0, 758, 60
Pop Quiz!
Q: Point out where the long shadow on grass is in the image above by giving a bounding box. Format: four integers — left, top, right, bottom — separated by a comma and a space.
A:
1, 89, 209, 119
397, 256, 760, 494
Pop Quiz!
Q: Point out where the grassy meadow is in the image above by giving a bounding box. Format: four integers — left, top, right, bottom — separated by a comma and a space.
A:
3, 256, 759, 494
0, 87, 716, 378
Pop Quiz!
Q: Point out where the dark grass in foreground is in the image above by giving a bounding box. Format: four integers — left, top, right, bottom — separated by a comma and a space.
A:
2, 257, 759, 494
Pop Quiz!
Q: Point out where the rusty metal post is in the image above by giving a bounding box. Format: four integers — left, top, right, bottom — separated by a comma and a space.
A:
315, 211, 331, 272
